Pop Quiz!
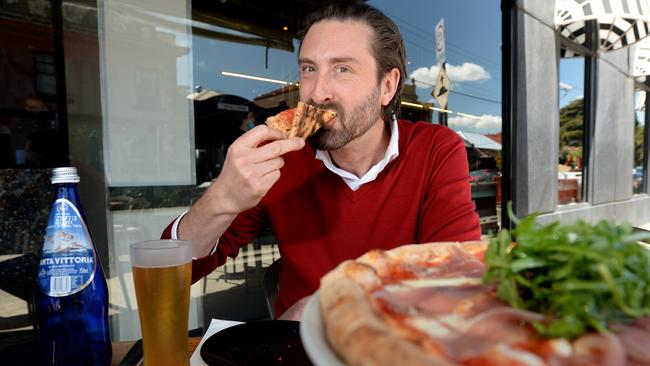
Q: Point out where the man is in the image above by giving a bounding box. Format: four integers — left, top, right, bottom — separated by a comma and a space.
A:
162, 1, 480, 318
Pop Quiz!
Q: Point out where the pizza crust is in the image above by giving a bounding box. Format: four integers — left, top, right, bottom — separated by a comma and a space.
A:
318, 244, 482, 366
320, 261, 456, 366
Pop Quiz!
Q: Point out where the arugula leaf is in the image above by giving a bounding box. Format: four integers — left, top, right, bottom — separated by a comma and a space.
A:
483, 203, 650, 338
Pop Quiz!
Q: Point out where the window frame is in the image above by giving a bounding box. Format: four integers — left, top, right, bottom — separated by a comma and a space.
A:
556, 20, 598, 206
635, 80, 650, 194
33, 50, 57, 96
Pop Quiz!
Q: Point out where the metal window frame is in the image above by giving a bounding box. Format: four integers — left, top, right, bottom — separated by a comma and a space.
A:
52, 0, 70, 166
581, 19, 598, 205
500, 0, 514, 229
554, 23, 597, 207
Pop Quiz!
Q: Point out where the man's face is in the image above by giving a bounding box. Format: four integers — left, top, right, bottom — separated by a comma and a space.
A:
299, 19, 384, 150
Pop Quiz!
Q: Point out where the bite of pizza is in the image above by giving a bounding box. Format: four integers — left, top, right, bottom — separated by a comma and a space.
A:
265, 101, 336, 138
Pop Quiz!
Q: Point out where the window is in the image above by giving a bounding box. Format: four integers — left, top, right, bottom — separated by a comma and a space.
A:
558, 56, 586, 205
634, 88, 646, 194
2, 0, 505, 344
190, 0, 502, 325
34, 51, 56, 96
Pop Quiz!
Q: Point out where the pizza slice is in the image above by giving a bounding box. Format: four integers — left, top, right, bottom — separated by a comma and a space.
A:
265, 101, 336, 138
264, 108, 295, 136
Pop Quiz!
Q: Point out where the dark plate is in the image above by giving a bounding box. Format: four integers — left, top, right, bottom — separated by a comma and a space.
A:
200, 320, 312, 366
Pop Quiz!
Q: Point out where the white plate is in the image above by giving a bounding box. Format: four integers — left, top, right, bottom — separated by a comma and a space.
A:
300, 291, 346, 366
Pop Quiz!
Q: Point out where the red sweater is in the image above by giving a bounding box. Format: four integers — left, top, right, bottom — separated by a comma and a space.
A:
162, 121, 481, 316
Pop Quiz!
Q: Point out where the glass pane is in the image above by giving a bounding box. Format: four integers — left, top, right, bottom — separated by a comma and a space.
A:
634, 89, 646, 194
0, 0, 57, 339
36, 74, 57, 95
558, 56, 586, 205
191, 0, 502, 326
371, 0, 503, 233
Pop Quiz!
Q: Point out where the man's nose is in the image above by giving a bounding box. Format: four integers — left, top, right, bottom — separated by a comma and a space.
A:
309, 73, 332, 105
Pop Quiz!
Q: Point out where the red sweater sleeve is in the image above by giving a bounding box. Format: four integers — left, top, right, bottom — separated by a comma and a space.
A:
418, 128, 481, 242
161, 205, 269, 284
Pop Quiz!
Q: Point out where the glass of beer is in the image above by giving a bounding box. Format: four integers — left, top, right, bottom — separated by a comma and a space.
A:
129, 240, 192, 366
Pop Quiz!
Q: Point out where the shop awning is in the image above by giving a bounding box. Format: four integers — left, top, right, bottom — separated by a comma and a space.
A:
633, 36, 650, 75
455, 131, 502, 151
556, 0, 650, 57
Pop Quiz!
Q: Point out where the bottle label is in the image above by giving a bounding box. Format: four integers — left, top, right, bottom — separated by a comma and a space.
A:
38, 198, 96, 297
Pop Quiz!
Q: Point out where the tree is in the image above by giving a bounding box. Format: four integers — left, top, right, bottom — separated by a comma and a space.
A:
559, 98, 584, 148
635, 119, 644, 168
559, 98, 584, 168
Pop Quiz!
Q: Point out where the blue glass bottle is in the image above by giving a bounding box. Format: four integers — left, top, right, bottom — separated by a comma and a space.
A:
35, 167, 112, 365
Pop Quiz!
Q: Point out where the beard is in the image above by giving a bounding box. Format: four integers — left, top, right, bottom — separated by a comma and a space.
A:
307, 86, 382, 151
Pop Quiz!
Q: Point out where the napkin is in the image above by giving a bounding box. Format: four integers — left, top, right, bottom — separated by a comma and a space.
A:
190, 318, 243, 366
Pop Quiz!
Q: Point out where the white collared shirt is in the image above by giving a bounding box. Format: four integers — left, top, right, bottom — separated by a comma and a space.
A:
315, 117, 400, 191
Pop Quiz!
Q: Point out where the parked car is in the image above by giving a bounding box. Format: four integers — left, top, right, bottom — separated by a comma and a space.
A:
469, 169, 500, 183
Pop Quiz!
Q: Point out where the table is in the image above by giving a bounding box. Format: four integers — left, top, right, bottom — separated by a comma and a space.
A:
111, 337, 202, 366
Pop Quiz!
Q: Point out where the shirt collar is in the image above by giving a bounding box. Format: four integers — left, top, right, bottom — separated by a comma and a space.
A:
315, 117, 400, 191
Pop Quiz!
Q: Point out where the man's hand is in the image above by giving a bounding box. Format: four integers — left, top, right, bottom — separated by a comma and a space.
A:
214, 125, 305, 214
178, 125, 304, 258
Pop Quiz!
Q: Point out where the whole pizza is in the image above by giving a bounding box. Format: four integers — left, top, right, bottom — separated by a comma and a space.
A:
318, 241, 650, 366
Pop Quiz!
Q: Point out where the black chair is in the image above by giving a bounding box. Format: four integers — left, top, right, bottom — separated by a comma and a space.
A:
262, 259, 281, 318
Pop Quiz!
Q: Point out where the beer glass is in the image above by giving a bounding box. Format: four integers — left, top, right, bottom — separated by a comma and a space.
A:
130, 240, 192, 366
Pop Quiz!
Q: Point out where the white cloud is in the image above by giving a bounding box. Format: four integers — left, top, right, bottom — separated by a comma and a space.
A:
410, 62, 491, 88
559, 81, 573, 91
448, 114, 502, 133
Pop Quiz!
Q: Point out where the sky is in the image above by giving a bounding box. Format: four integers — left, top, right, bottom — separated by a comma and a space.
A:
559, 58, 585, 107
190, 1, 586, 135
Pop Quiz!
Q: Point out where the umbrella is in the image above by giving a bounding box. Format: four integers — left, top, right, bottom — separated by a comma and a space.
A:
556, 0, 650, 57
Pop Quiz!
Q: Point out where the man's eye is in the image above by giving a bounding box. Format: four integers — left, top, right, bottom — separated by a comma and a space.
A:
302, 66, 316, 73
336, 66, 350, 73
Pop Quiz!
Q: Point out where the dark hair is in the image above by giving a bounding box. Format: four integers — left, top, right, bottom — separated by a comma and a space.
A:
299, 1, 407, 122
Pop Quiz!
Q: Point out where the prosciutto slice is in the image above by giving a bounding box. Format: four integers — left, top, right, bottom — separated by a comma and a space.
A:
610, 319, 650, 364
373, 277, 650, 365
368, 243, 648, 365
570, 333, 627, 366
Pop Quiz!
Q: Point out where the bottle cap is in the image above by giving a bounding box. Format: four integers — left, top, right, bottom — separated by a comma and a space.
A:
51, 167, 80, 184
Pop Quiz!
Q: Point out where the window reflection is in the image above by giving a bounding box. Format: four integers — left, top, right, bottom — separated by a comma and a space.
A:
0, 0, 64, 337
634, 89, 646, 194
0, 0, 504, 337
558, 57, 586, 205
190, 0, 502, 324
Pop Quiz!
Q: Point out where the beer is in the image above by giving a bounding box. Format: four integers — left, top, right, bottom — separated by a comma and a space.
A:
133, 263, 191, 365
130, 240, 192, 366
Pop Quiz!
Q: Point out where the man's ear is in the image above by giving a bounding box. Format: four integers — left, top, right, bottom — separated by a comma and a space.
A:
380, 68, 400, 107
